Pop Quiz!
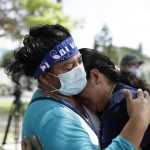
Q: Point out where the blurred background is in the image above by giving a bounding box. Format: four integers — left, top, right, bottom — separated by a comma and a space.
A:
0, 0, 150, 149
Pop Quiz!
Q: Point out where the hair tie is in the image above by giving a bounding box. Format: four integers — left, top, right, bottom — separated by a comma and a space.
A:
23, 35, 32, 45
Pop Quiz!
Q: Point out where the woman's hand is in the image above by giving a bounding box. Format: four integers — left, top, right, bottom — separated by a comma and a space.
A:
120, 89, 150, 149
124, 88, 150, 125
21, 136, 42, 150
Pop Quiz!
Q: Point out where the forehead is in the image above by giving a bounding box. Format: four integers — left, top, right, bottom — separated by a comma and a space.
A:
61, 52, 81, 64
52, 52, 81, 69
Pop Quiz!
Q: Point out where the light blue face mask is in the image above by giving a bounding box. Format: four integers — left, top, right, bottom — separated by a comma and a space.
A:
130, 67, 142, 78
48, 64, 87, 96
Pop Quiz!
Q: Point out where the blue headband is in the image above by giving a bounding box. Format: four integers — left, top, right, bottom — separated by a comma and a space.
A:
33, 37, 79, 78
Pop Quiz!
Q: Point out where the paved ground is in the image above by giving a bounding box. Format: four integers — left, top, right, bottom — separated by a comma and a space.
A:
0, 94, 31, 150
0, 111, 23, 150
2, 143, 21, 150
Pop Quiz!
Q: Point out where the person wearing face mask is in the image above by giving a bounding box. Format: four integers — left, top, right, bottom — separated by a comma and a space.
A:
6, 25, 97, 150
6, 25, 150, 150
120, 54, 144, 78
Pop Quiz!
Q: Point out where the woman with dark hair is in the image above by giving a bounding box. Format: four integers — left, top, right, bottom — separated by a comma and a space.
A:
78, 48, 150, 150
6, 25, 150, 150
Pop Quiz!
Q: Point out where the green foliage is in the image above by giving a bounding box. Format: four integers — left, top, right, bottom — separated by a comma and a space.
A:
118, 47, 148, 62
94, 24, 149, 65
101, 46, 119, 65
101, 46, 150, 65
0, 51, 13, 68
94, 24, 112, 51
94, 24, 118, 63
0, 0, 77, 39
19, 0, 77, 30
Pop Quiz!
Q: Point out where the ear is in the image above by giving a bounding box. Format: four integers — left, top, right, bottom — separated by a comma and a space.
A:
90, 69, 101, 84
39, 73, 49, 86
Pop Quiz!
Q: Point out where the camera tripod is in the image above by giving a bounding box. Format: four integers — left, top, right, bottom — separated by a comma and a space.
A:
2, 86, 25, 146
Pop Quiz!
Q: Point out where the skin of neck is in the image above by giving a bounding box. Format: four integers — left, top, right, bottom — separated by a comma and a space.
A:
105, 80, 116, 102
98, 75, 116, 112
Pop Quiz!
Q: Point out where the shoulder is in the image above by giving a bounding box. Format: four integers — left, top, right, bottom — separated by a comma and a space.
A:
24, 92, 81, 130
28, 98, 80, 125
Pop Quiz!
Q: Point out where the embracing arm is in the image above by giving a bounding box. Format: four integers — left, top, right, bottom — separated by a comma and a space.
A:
105, 116, 148, 150
105, 89, 150, 150
119, 89, 150, 149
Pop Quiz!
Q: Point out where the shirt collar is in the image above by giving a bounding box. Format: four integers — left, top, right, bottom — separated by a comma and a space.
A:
104, 82, 137, 112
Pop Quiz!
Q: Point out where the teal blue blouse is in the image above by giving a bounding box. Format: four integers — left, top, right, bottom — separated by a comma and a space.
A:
22, 90, 136, 150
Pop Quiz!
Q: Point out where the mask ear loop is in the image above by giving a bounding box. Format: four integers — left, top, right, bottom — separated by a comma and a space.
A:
38, 85, 61, 101
47, 72, 59, 93
48, 72, 58, 78
38, 72, 59, 94
48, 83, 58, 93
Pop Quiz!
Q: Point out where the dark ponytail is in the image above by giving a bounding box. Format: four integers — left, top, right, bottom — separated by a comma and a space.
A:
79, 48, 150, 93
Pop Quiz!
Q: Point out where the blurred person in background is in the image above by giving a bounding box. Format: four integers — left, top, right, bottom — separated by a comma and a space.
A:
120, 54, 144, 78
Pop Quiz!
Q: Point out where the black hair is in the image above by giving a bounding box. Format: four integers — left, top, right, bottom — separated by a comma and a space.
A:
5, 24, 71, 84
79, 48, 150, 93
